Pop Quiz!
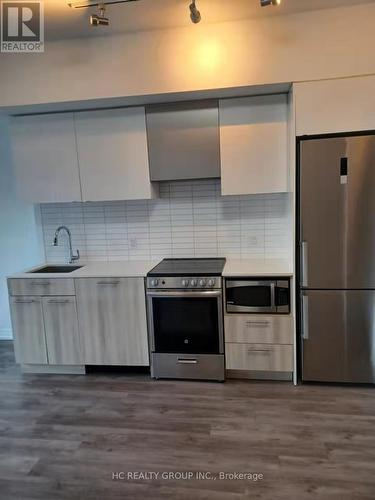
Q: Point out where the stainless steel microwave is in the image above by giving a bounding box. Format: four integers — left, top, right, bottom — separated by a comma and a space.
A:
225, 279, 290, 314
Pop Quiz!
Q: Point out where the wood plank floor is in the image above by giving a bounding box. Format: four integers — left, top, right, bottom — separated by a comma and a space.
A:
1, 341, 375, 500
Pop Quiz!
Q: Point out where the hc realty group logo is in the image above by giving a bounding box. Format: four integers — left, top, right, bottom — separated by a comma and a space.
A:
1, 1, 44, 52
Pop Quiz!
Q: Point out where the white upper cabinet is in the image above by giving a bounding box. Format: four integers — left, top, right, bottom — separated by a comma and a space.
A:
10, 113, 82, 203
219, 94, 288, 195
74, 107, 155, 202
294, 75, 375, 136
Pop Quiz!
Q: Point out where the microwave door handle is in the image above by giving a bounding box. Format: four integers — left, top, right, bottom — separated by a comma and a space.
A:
270, 282, 276, 312
226, 280, 274, 288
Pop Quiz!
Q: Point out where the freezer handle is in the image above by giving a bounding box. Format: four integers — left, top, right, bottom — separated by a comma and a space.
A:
301, 241, 308, 287
302, 293, 309, 340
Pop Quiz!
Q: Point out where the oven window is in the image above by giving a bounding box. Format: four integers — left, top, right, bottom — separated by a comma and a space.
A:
152, 297, 220, 354
226, 285, 271, 308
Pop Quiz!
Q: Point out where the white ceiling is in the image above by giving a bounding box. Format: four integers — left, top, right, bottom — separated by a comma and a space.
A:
46, 0, 375, 40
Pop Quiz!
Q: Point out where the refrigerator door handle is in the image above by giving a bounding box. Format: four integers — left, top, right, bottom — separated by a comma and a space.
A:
301, 241, 308, 287
302, 293, 309, 340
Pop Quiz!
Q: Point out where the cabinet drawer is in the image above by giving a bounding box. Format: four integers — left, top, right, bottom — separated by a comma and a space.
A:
224, 314, 293, 344
225, 343, 293, 372
8, 278, 75, 296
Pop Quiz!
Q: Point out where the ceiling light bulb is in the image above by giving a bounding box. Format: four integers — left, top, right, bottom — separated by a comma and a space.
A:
189, 0, 201, 24
260, 0, 281, 6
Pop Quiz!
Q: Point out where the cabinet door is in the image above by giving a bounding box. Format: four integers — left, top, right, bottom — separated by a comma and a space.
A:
10, 113, 81, 203
75, 107, 154, 201
294, 76, 375, 136
42, 297, 81, 365
9, 297, 47, 364
75, 278, 149, 366
219, 94, 288, 195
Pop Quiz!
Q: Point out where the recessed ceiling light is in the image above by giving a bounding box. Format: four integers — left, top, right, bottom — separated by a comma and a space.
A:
260, 0, 282, 6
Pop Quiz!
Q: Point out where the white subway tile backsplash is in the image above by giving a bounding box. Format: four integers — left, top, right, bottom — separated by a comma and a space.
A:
41, 180, 292, 263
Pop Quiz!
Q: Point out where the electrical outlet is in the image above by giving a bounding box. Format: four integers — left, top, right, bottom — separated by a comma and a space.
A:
248, 236, 258, 246
130, 238, 138, 250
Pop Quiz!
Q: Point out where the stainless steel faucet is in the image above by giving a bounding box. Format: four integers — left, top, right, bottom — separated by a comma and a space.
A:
53, 226, 80, 264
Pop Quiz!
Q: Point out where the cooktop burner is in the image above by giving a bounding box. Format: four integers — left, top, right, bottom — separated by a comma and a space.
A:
148, 258, 226, 277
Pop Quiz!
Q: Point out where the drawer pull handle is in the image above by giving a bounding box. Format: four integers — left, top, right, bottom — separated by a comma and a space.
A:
97, 281, 120, 286
30, 281, 50, 286
177, 358, 198, 364
14, 299, 37, 304
246, 321, 270, 327
47, 300, 70, 305
247, 349, 271, 354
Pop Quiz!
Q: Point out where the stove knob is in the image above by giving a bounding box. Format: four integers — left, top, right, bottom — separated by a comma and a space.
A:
190, 279, 197, 287
182, 279, 189, 287
151, 279, 159, 287
199, 279, 206, 287
208, 279, 215, 287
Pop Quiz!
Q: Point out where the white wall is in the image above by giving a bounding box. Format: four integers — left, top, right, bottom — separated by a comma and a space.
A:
1, 3, 375, 108
41, 180, 292, 264
0, 116, 44, 339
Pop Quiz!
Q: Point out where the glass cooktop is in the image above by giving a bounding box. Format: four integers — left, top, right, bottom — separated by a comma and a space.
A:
148, 258, 226, 277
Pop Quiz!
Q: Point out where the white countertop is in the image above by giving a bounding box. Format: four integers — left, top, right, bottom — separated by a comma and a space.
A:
8, 260, 160, 279
9, 258, 293, 280
223, 259, 293, 277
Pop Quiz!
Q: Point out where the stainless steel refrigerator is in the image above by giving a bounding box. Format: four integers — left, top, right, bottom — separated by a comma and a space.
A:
299, 134, 375, 383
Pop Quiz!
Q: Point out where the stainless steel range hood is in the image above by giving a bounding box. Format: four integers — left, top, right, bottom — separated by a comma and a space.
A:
146, 100, 220, 182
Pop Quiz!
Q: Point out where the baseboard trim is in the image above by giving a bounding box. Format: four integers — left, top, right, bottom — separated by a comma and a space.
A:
226, 369, 293, 381
0, 328, 12, 340
21, 364, 86, 375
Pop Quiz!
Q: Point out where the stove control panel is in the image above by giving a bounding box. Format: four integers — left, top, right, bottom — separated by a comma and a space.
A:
147, 276, 221, 290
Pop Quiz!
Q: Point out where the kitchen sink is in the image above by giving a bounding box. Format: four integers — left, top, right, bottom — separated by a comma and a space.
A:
30, 265, 83, 274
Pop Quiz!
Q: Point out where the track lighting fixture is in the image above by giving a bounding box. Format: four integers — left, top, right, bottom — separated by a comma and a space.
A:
189, 0, 201, 24
260, 0, 281, 6
90, 3, 109, 25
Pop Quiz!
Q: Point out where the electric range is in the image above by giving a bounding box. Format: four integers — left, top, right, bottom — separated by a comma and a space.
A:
146, 258, 226, 381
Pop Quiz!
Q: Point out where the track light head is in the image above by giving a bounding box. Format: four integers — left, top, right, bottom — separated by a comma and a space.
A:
90, 3, 109, 26
260, 0, 281, 6
189, 0, 201, 24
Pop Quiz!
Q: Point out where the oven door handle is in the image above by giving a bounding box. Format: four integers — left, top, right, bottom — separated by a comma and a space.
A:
147, 290, 222, 298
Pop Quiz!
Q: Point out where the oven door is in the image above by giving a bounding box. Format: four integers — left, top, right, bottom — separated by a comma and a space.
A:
147, 290, 224, 355
226, 280, 277, 313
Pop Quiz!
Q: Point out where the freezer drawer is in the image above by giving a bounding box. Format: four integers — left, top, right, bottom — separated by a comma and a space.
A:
301, 290, 375, 383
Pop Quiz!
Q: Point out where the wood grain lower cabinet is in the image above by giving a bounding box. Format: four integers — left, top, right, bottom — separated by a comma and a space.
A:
75, 278, 149, 366
224, 312, 294, 379
9, 297, 48, 364
224, 314, 293, 344
42, 297, 81, 365
8, 278, 75, 296
225, 343, 293, 372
